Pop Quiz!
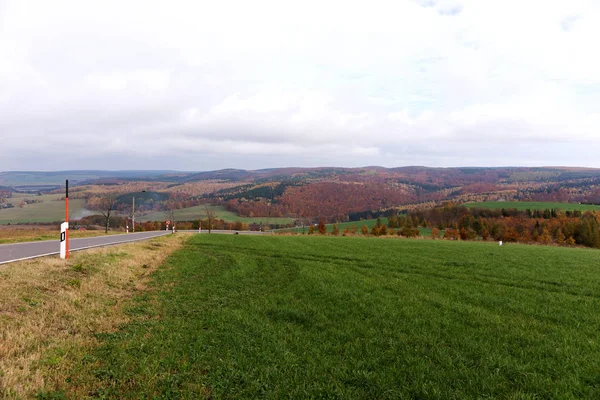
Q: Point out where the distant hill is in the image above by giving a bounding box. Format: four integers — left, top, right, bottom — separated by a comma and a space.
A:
0, 170, 180, 188
2, 166, 600, 223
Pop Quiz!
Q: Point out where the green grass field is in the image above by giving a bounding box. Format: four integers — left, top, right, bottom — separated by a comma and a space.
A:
0, 193, 88, 224
0, 196, 292, 226
465, 201, 600, 212
138, 204, 293, 225
277, 220, 444, 238
276, 217, 390, 234
67, 235, 600, 398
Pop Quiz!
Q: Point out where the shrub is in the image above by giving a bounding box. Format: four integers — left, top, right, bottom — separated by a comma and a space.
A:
318, 220, 327, 235
332, 224, 340, 236
400, 227, 420, 238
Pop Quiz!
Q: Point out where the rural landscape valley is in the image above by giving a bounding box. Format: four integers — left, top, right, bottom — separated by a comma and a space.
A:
3, 0, 600, 398
2, 167, 600, 398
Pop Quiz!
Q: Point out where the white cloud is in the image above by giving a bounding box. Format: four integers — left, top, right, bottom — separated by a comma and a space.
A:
1, 0, 600, 170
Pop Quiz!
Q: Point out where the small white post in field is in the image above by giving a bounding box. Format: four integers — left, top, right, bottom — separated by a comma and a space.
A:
499, 240, 503, 246
60, 222, 69, 259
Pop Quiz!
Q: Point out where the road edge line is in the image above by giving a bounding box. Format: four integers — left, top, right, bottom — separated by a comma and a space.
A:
0, 232, 171, 265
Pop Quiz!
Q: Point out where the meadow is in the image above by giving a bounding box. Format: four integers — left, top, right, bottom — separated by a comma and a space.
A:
465, 201, 600, 212
0, 193, 88, 224
0, 194, 291, 227
138, 204, 293, 226
276, 217, 390, 234
273, 218, 442, 237
47, 234, 600, 398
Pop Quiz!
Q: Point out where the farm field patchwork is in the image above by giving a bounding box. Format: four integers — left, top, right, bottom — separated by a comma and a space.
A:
276, 217, 390, 234
138, 204, 293, 225
0, 193, 88, 224
465, 201, 600, 212
0, 195, 292, 226
59, 234, 600, 398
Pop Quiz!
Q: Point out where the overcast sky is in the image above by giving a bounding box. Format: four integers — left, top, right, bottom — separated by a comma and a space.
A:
1, 0, 599, 171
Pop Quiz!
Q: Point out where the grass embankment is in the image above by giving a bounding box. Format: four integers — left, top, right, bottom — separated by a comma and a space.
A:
465, 201, 600, 212
138, 204, 293, 226
0, 193, 88, 225
0, 227, 119, 245
0, 234, 188, 398
58, 235, 600, 398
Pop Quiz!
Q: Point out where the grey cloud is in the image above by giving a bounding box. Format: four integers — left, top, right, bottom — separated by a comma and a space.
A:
1, 0, 600, 171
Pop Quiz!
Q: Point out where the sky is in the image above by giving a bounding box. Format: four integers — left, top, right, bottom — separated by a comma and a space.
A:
1, 0, 600, 171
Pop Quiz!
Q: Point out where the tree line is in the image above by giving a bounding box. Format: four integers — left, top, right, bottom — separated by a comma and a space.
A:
406, 205, 600, 248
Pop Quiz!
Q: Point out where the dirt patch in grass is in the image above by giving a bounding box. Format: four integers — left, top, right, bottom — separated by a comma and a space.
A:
0, 233, 190, 398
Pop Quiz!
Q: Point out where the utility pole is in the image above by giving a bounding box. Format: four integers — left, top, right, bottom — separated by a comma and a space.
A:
132, 196, 135, 233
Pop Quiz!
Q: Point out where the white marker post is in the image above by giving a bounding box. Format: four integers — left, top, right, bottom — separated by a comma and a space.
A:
60, 179, 69, 259
499, 240, 503, 246
60, 222, 69, 259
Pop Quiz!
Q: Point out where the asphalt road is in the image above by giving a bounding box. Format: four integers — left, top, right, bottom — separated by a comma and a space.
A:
0, 231, 171, 265
0, 229, 272, 265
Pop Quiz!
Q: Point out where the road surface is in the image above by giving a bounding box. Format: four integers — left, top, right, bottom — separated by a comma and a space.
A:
0, 229, 271, 265
0, 231, 171, 265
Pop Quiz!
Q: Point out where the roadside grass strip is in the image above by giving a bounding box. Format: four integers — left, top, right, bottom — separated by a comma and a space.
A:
0, 234, 187, 398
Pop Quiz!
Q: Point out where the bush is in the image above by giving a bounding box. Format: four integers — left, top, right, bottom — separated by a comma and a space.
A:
400, 227, 420, 238
318, 220, 327, 235
332, 224, 339, 236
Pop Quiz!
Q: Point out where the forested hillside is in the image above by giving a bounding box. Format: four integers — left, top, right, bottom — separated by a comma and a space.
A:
3, 166, 600, 225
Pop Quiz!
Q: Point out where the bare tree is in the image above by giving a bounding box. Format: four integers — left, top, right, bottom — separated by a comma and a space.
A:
165, 204, 177, 232
204, 205, 215, 233
88, 195, 117, 233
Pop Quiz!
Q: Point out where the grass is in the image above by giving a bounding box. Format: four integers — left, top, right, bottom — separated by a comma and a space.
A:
138, 204, 293, 225
276, 219, 443, 238
465, 201, 600, 212
0, 193, 88, 224
0, 226, 120, 244
0, 194, 292, 226
276, 217, 390, 234
0, 234, 188, 398
54, 234, 600, 398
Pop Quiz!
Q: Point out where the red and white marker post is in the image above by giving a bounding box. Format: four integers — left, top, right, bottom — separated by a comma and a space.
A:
60, 179, 69, 259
